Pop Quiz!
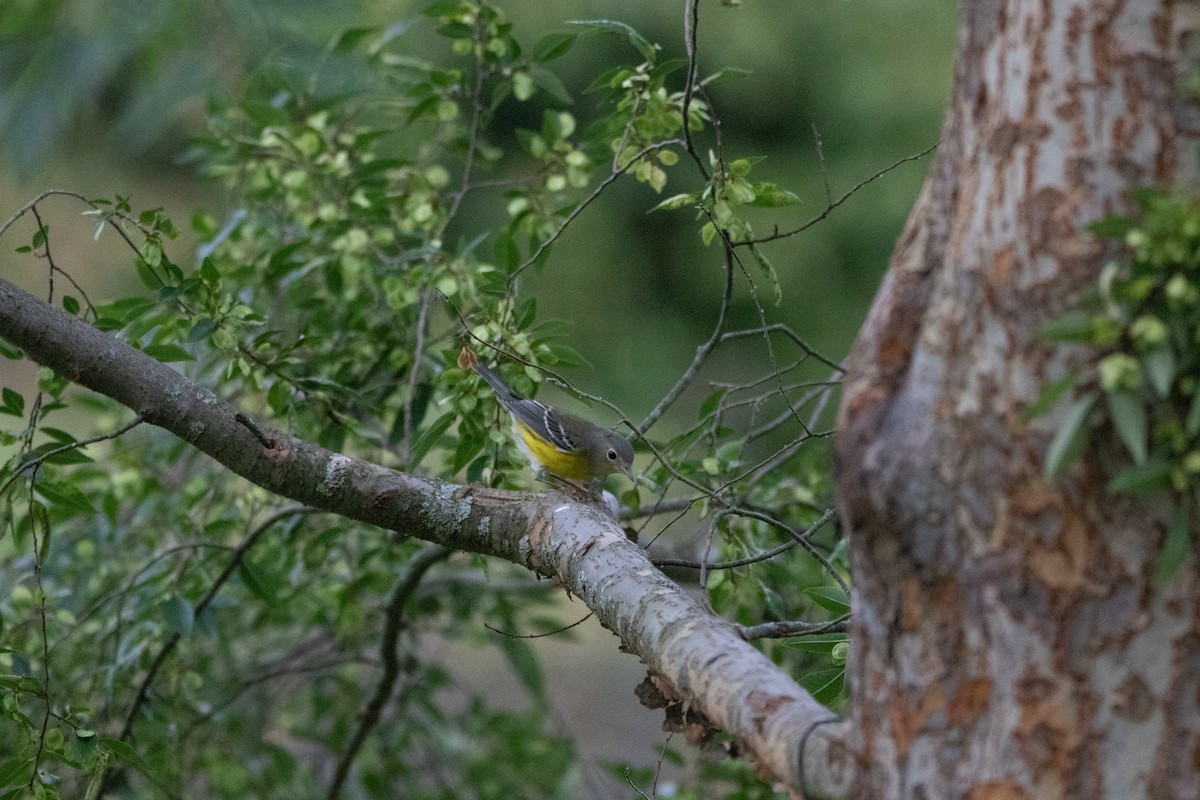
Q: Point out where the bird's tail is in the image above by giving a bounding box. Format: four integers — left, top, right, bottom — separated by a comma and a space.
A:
458, 346, 523, 403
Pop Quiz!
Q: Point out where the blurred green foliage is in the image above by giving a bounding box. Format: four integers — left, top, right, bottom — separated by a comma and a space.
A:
0, 1, 955, 798
1, 0, 955, 390
1037, 190, 1200, 582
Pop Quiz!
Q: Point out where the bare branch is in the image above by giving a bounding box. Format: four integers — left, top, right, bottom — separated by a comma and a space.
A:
680, 0, 709, 179
736, 142, 939, 247
737, 615, 849, 640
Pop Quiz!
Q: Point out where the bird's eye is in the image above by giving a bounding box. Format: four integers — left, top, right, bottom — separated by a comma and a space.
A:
607, 449, 618, 460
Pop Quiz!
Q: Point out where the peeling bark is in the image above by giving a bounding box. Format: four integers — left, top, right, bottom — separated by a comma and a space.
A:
836, 1, 1200, 798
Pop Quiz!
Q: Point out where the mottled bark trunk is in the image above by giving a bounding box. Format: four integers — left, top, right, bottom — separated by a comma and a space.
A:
836, 1, 1200, 798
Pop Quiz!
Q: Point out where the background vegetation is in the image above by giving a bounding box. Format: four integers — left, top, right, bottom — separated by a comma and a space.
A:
0, 1, 956, 798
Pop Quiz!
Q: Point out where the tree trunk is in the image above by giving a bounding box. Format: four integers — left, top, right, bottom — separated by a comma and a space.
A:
836, 1, 1200, 798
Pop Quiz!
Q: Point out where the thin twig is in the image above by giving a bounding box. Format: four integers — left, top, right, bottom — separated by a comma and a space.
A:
680, 0, 708, 178
811, 123, 833, 206
400, 288, 432, 466
484, 611, 593, 639
26, 469, 52, 792
440, 49, 488, 228
651, 537, 799, 571
735, 141, 939, 247
235, 412, 278, 449
718, 323, 844, 373
0, 417, 144, 499
730, 507, 848, 594
737, 614, 849, 640
327, 544, 452, 800
507, 139, 685, 288
638, 244, 735, 433
110, 507, 316, 744
705, 210, 810, 437
651, 508, 835, 571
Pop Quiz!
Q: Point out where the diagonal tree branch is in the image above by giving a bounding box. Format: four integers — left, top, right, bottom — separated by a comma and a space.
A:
0, 277, 854, 799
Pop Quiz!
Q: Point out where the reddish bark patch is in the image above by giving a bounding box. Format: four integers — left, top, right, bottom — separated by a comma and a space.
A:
1015, 667, 1085, 777
746, 690, 794, 717
889, 684, 946, 757
949, 677, 994, 726
965, 781, 1030, 800
1112, 673, 1154, 721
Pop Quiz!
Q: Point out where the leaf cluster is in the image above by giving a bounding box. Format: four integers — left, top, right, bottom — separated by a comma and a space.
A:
1039, 189, 1200, 579
0, 2, 856, 796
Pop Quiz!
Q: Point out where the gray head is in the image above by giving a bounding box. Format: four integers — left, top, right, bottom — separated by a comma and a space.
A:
589, 430, 635, 479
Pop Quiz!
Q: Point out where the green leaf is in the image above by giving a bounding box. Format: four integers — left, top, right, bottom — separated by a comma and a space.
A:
566, 18, 657, 60
798, 667, 844, 705
330, 410, 384, 447
760, 584, 786, 620
35, 481, 96, 514
649, 192, 696, 212
97, 297, 155, 324
1142, 347, 1176, 398
785, 634, 848, 654
0, 338, 22, 359
410, 412, 456, 467
1087, 214, 1134, 238
1, 387, 23, 416
185, 318, 217, 343
1039, 312, 1096, 342
0, 757, 34, 789
160, 595, 195, 637
698, 388, 727, 419
748, 182, 800, 208
142, 343, 195, 363
532, 32, 576, 62
451, 434, 485, 474
516, 297, 538, 331
528, 66, 573, 106
1154, 504, 1191, 585
1105, 390, 1148, 464
99, 738, 170, 791
497, 636, 545, 703
1043, 393, 1097, 480
200, 255, 221, 285
1186, 388, 1200, 437
31, 440, 93, 466
238, 561, 277, 603
702, 66, 753, 86
494, 232, 520, 272
62, 295, 80, 314
422, 0, 462, 16
805, 586, 850, 615
512, 71, 535, 101
1108, 459, 1172, 494
333, 26, 379, 52
751, 246, 782, 306
1024, 373, 1078, 420
466, 455, 489, 485
267, 380, 292, 417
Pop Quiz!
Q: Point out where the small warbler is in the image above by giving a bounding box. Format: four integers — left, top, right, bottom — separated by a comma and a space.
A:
458, 347, 634, 488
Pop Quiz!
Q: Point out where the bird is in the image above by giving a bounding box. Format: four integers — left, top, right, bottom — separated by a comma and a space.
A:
458, 346, 634, 492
